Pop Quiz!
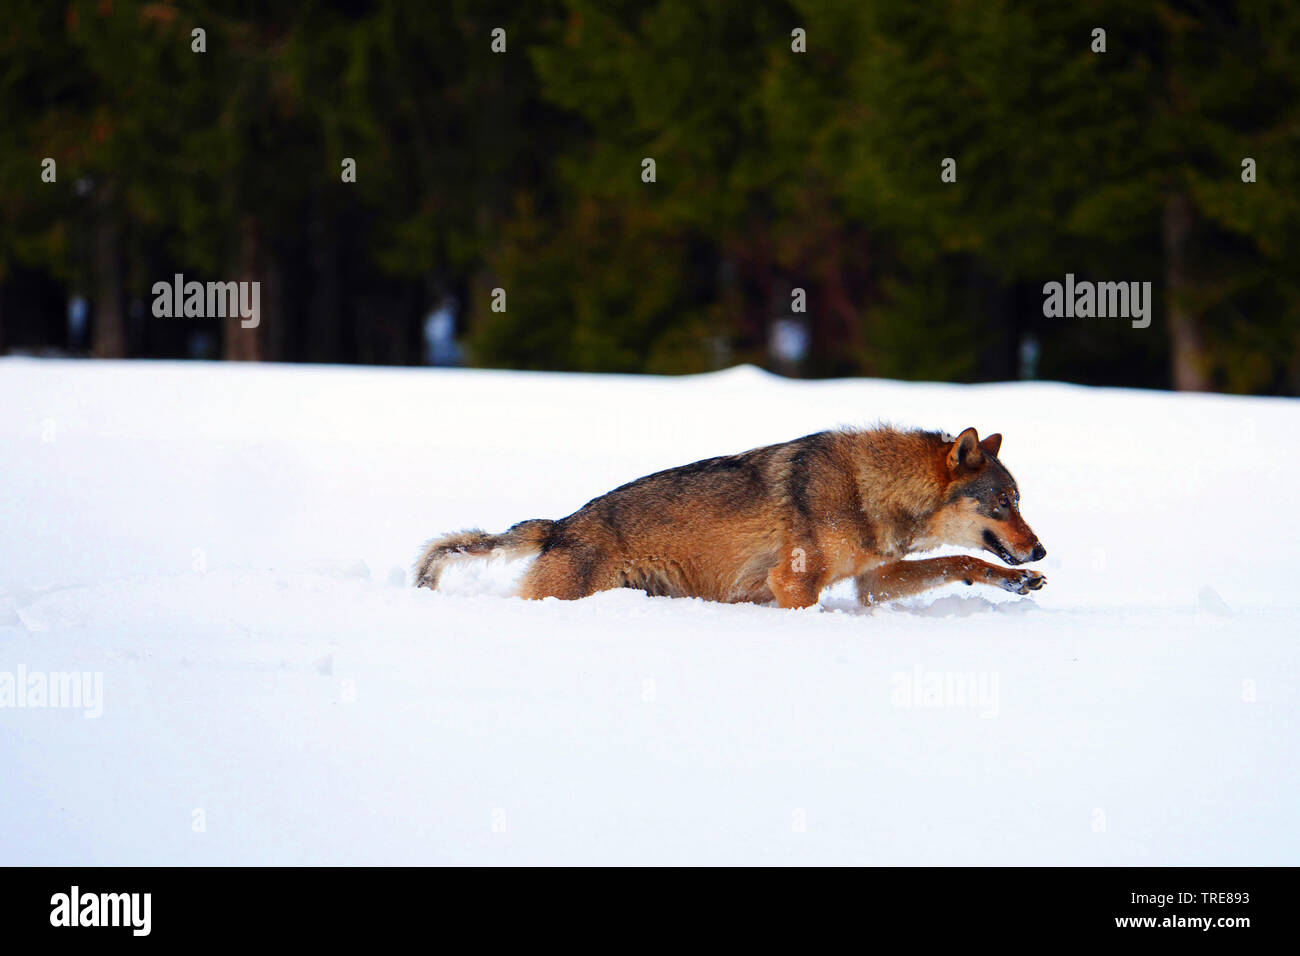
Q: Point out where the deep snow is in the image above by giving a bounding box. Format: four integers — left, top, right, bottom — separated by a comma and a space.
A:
1, 358, 1296, 864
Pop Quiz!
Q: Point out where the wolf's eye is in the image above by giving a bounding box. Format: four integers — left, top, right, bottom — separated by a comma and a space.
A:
997, 494, 1011, 510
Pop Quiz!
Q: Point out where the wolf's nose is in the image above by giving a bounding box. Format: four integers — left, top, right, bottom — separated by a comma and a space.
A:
1030, 543, 1046, 562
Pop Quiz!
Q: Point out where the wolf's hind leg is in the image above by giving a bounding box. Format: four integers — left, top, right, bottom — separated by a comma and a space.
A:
856, 556, 1045, 606
517, 545, 611, 601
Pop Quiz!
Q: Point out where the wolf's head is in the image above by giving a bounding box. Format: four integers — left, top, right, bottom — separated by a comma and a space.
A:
923, 428, 1046, 566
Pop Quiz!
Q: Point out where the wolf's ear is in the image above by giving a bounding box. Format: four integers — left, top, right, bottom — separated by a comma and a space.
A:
979, 433, 1002, 457
947, 427, 984, 472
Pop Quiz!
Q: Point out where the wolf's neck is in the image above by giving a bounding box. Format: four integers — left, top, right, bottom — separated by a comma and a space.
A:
841, 430, 948, 555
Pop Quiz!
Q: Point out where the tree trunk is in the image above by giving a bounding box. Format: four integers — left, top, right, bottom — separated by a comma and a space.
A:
308, 195, 342, 362
91, 185, 127, 358
1163, 191, 1210, 391
224, 218, 264, 361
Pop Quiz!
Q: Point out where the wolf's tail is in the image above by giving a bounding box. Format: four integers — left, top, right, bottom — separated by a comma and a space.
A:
413, 518, 556, 590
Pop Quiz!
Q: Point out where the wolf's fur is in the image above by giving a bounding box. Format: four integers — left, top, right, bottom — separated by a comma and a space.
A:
414, 426, 1047, 608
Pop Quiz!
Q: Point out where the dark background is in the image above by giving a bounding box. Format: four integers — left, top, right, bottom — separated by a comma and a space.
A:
2, 0, 1297, 393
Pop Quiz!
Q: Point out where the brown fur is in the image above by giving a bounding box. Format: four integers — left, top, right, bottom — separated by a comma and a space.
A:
414, 426, 1047, 608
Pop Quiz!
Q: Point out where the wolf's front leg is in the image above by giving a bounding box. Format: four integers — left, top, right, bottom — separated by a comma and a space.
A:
855, 556, 1045, 606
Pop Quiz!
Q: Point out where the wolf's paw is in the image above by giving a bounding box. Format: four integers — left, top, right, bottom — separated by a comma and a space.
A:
999, 568, 1046, 595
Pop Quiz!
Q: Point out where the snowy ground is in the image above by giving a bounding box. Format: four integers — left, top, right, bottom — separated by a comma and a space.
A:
1, 358, 1297, 865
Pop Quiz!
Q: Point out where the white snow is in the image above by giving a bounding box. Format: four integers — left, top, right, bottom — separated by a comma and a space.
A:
1, 358, 1296, 864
